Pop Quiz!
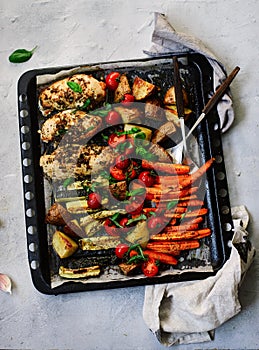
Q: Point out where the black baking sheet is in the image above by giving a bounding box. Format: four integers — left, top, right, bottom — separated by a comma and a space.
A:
18, 54, 234, 294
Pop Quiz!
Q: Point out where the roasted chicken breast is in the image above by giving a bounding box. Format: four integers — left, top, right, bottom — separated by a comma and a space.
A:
40, 144, 117, 180
39, 74, 106, 117
40, 110, 102, 143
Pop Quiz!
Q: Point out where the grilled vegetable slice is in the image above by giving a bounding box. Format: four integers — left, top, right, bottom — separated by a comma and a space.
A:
59, 265, 100, 279
79, 236, 120, 250
52, 230, 78, 258
124, 124, 152, 141
125, 221, 149, 247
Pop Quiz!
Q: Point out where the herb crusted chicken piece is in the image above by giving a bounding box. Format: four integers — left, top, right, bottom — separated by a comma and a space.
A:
38, 74, 106, 117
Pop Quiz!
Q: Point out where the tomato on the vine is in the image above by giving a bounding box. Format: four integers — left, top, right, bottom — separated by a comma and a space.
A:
115, 243, 129, 259
121, 93, 135, 105
138, 171, 156, 187
87, 192, 102, 209
105, 110, 122, 125
141, 258, 159, 277
108, 133, 126, 148
105, 71, 120, 91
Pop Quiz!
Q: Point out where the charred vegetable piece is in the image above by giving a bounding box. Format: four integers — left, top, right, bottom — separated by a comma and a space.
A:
59, 265, 101, 279
79, 236, 121, 250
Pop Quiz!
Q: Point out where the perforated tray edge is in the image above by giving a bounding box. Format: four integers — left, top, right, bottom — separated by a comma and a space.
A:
17, 54, 234, 294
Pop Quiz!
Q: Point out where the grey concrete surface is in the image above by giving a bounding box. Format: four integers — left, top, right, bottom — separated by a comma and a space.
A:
0, 0, 259, 349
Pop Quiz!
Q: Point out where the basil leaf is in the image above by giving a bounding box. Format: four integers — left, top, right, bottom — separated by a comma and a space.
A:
167, 200, 178, 210
127, 187, 146, 197
9, 46, 37, 63
80, 98, 91, 110
134, 132, 146, 139
126, 214, 147, 226
63, 177, 74, 188
116, 127, 141, 136
67, 81, 82, 93
90, 104, 112, 116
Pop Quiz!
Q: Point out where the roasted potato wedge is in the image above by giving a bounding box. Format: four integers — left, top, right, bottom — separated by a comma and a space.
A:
132, 76, 156, 101
52, 230, 78, 258
114, 74, 131, 103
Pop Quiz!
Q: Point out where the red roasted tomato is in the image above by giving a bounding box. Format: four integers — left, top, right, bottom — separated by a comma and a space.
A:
115, 243, 129, 259
105, 110, 122, 125
141, 258, 159, 277
87, 192, 102, 209
119, 217, 129, 227
121, 93, 135, 105
110, 166, 137, 181
115, 155, 131, 170
105, 71, 120, 91
138, 171, 156, 187
108, 133, 126, 148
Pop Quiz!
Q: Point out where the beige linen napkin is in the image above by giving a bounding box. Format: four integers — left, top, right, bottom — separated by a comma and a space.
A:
144, 12, 235, 133
143, 206, 255, 346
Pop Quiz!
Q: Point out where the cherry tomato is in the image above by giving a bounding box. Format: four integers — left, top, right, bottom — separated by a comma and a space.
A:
138, 171, 156, 187
147, 216, 165, 231
115, 155, 130, 170
104, 218, 119, 236
105, 71, 120, 91
87, 192, 102, 209
125, 200, 144, 215
110, 166, 137, 181
108, 133, 126, 148
115, 243, 129, 259
105, 110, 122, 125
119, 217, 129, 227
142, 258, 159, 277
122, 93, 135, 105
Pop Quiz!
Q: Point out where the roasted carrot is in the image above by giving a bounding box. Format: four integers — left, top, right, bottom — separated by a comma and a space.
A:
142, 160, 190, 175
129, 249, 178, 264
145, 187, 199, 201
145, 247, 181, 256
151, 195, 198, 205
180, 158, 215, 188
176, 199, 204, 207
150, 228, 211, 241
164, 207, 208, 218
178, 186, 199, 198
143, 250, 178, 265
181, 216, 204, 225
159, 223, 200, 232
155, 175, 190, 184
146, 240, 200, 251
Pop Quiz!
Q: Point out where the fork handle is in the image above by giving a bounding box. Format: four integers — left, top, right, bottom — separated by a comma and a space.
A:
202, 66, 240, 115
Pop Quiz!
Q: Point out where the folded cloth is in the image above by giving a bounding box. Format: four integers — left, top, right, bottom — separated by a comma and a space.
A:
143, 206, 255, 346
144, 12, 235, 132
